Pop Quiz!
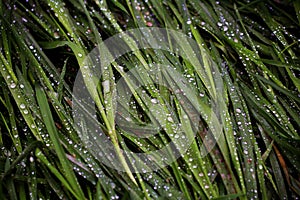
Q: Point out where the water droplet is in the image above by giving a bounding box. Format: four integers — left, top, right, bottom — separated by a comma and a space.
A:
10, 83, 16, 89
54, 32, 60, 39
20, 104, 26, 109
146, 21, 153, 27
151, 99, 158, 104
102, 80, 110, 93
167, 117, 173, 122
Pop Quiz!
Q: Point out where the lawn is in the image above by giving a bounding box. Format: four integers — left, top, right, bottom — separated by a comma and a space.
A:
0, 0, 299, 199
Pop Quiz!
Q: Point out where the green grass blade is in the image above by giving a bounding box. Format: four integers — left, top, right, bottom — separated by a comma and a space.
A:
35, 86, 85, 200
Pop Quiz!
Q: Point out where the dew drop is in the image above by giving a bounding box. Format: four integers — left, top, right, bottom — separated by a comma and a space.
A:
20, 104, 26, 109
10, 83, 16, 89
151, 98, 158, 104
236, 108, 241, 113
167, 117, 173, 122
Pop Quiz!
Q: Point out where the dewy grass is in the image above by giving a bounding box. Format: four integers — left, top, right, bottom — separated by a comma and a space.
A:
0, 0, 299, 199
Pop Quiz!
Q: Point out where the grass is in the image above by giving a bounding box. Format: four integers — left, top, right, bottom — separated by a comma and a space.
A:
0, 0, 299, 199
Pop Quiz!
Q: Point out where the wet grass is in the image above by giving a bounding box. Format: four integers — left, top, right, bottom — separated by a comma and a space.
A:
0, 0, 299, 199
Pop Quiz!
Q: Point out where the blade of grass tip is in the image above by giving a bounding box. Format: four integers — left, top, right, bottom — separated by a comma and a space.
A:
257, 79, 298, 138
87, 186, 92, 200
240, 82, 298, 140
278, 97, 300, 127
6, 177, 18, 200
234, 4, 257, 54
18, 182, 26, 200
253, 137, 267, 199
1, 22, 12, 67
1, 92, 22, 154
190, 27, 217, 97
57, 57, 68, 102
95, 180, 107, 200
252, 106, 292, 199
0, 52, 42, 139
273, 43, 300, 93
16, 1, 55, 38
78, 0, 103, 44
147, 0, 175, 28
39, 161, 70, 199
259, 58, 300, 70
28, 160, 37, 200
46, 0, 81, 45
1, 141, 42, 179
35, 148, 78, 199
258, 125, 285, 197
257, 3, 296, 59
35, 86, 85, 200
4, 157, 18, 200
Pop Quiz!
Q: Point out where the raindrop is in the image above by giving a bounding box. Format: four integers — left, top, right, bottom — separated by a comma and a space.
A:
146, 21, 153, 27
54, 32, 60, 39
20, 104, 26, 109
236, 108, 241, 113
167, 117, 173, 122
151, 98, 158, 104
10, 83, 16, 89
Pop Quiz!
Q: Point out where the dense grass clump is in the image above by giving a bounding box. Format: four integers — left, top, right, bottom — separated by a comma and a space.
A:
0, 0, 299, 199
